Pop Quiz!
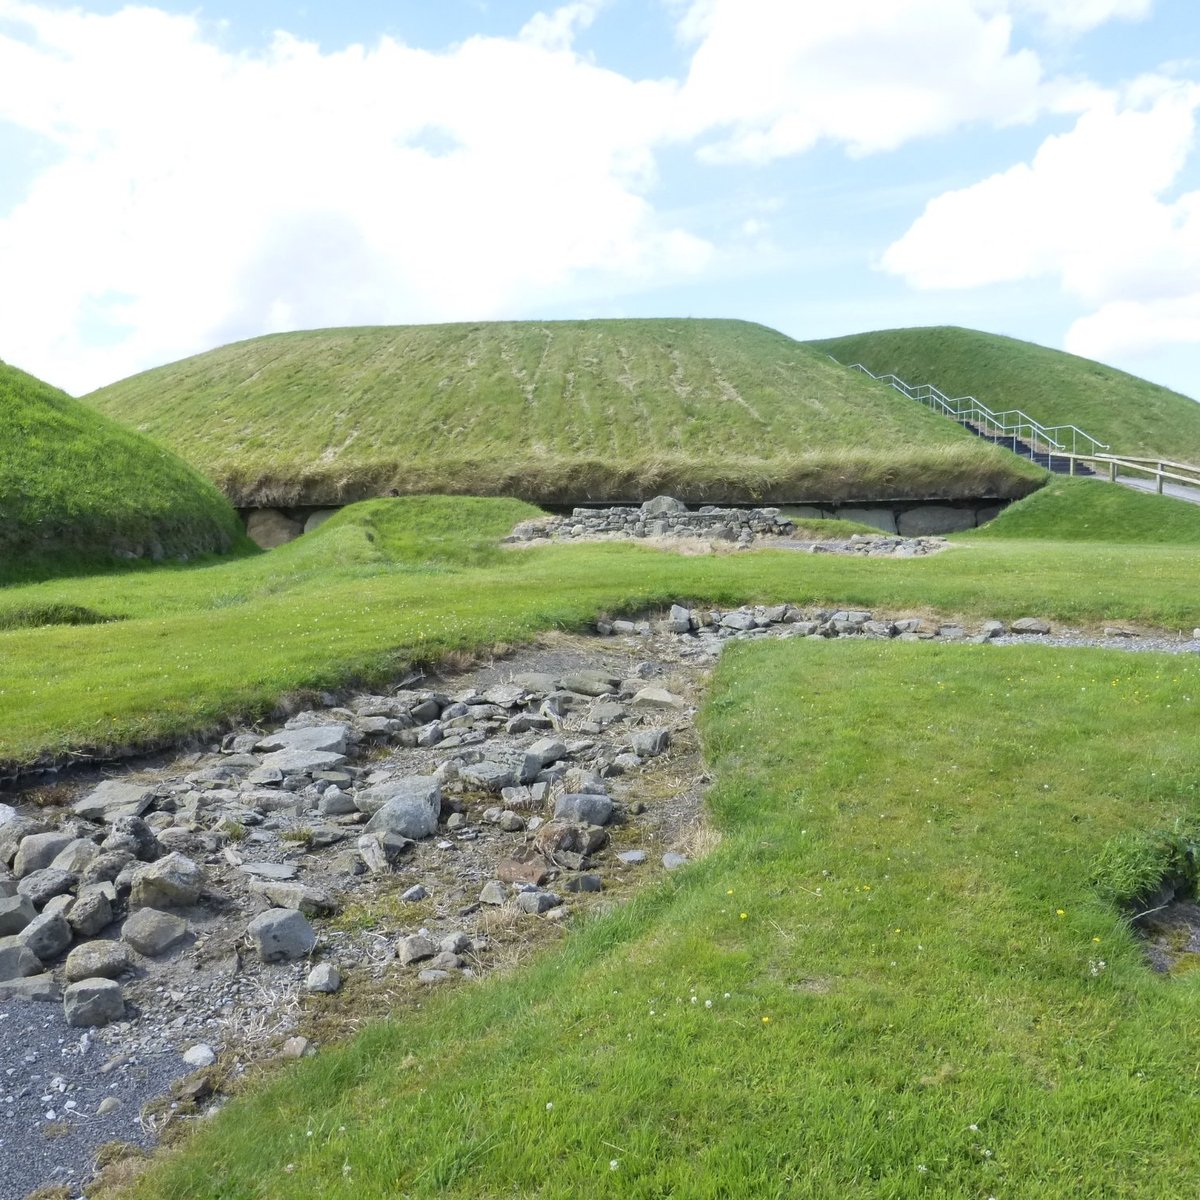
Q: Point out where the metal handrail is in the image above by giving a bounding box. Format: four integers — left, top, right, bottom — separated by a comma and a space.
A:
839, 361, 1111, 459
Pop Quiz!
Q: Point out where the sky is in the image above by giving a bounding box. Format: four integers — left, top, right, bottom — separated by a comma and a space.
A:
1, 0, 1199, 400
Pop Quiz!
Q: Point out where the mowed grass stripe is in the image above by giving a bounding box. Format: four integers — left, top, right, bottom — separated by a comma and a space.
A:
119, 639, 1200, 1199
82, 319, 1041, 505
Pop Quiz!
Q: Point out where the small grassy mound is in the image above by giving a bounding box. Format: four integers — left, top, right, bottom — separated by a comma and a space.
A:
968, 477, 1200, 543
82, 319, 1042, 506
0, 359, 246, 581
809, 326, 1200, 462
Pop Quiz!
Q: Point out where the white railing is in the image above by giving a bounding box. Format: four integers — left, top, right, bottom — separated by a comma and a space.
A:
839, 361, 1110, 459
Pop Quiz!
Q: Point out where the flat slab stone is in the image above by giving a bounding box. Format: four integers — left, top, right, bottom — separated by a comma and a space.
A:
240, 861, 299, 882
122, 907, 190, 957
255, 725, 350, 755
258, 748, 347, 773
73, 780, 155, 822
0, 974, 59, 1002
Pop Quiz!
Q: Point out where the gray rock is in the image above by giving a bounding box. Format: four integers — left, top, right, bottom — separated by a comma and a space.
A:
102, 815, 162, 862
460, 762, 516, 792
357, 831, 414, 873
562, 768, 608, 795
129, 852, 205, 910
306, 962, 342, 993
559, 671, 621, 697
317, 787, 357, 817
0, 817, 45, 868
79, 850, 134, 887
418, 968, 451, 983
68, 888, 114, 937
0, 894, 36, 936
498, 811, 526, 832
240, 861, 298, 882
255, 724, 350, 755
304, 509, 339, 534
249, 881, 338, 916
554, 793, 615, 826
478, 880, 507, 906
64, 977, 125, 1027
0, 939, 41, 981
245, 508, 303, 549
631, 728, 671, 758
65, 941, 130, 982
565, 874, 603, 893
246, 908, 316, 962
122, 907, 189, 957
616, 849, 647, 865
524, 736, 567, 770
0, 804, 15, 829
631, 687, 688, 710
401, 884, 428, 902
397, 934, 435, 964
440, 932, 472, 954
516, 890, 563, 914
1012, 617, 1052, 634
513, 671, 559, 695
182, 1044, 217, 1068
668, 604, 693, 633
896, 506, 975, 536
0, 973, 58, 1002
258, 748, 347, 774
72, 780, 154, 822
360, 777, 441, 839
50, 838, 101, 875
720, 611, 758, 632
662, 852, 689, 870
16, 867, 77, 907
12, 831, 74, 878
19, 911, 72, 961
641, 495, 687, 515
979, 619, 1006, 638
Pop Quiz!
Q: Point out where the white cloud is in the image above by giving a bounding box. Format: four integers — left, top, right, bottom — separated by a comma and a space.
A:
674, 0, 1050, 162
520, 0, 605, 51
0, 1, 702, 392
881, 77, 1200, 359
1001, 0, 1153, 34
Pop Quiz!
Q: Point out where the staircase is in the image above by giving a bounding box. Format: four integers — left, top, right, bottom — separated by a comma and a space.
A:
832, 357, 1200, 504
955, 420, 1095, 476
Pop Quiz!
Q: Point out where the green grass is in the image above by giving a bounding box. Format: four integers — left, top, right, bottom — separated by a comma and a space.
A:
121, 637, 1200, 1199
968, 477, 1200, 543
3, 493, 1200, 772
81, 319, 1042, 506
0, 358, 246, 581
808, 326, 1200, 463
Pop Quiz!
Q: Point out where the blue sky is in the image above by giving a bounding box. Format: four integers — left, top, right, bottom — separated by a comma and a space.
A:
1, 0, 1199, 401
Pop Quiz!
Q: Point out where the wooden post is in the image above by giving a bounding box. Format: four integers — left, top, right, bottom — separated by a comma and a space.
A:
1157, 465, 1164, 495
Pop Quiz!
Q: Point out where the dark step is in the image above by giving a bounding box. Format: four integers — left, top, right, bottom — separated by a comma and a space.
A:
958, 421, 1094, 476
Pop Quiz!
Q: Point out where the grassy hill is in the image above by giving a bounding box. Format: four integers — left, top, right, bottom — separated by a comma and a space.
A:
82, 319, 1042, 506
0, 358, 245, 581
809, 326, 1200, 462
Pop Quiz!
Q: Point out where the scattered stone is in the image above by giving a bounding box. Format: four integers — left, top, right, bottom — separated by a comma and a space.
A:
18, 911, 72, 961
554, 793, 615, 826
246, 908, 316, 962
129, 853, 205, 910
617, 850, 647, 865
357, 831, 414, 873
0, 894, 36, 936
240, 861, 299, 882
631, 728, 671, 758
13, 831, 75, 878
565, 874, 603, 893
96, 1097, 121, 1117
182, 1044, 217, 1068
306, 962, 342, 993
255, 725, 349, 755
64, 977, 125, 1027
65, 941, 130, 982
401, 884, 428, 903
250, 881, 338, 917
281, 1036, 310, 1059
662, 852, 689, 870
1012, 617, 1052, 635
358, 777, 441, 838
122, 908, 190, 957
0, 973, 59, 1002
68, 888, 114, 937
630, 686, 688, 710
0, 939, 41, 981
17, 867, 77, 907
479, 880, 508, 906
397, 934, 436, 964
516, 890, 562, 914
72, 780, 155, 822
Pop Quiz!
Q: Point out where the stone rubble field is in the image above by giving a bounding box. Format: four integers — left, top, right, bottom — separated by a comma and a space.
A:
1, 600, 1195, 1198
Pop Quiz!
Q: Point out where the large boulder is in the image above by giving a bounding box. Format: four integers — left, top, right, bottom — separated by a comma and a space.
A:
553, 793, 615, 826
64, 977, 125, 1027
0, 894, 36, 936
245, 508, 303, 549
641, 495, 687, 516
18, 911, 72, 961
0, 939, 41, 981
357, 777, 441, 840
12, 832, 75, 878
129, 853, 205, 910
122, 907, 189, 957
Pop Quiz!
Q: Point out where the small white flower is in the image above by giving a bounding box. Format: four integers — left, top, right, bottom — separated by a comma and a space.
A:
705, 999, 713, 1009
609, 1159, 620, 1170
968, 1124, 978, 1132
917, 1164, 928, 1174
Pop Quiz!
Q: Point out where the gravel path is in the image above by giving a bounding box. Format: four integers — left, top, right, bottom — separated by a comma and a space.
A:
0, 1002, 186, 1200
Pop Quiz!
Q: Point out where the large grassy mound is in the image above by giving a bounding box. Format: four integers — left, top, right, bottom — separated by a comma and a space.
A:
809, 326, 1200, 462
0, 359, 245, 581
82, 319, 1042, 506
